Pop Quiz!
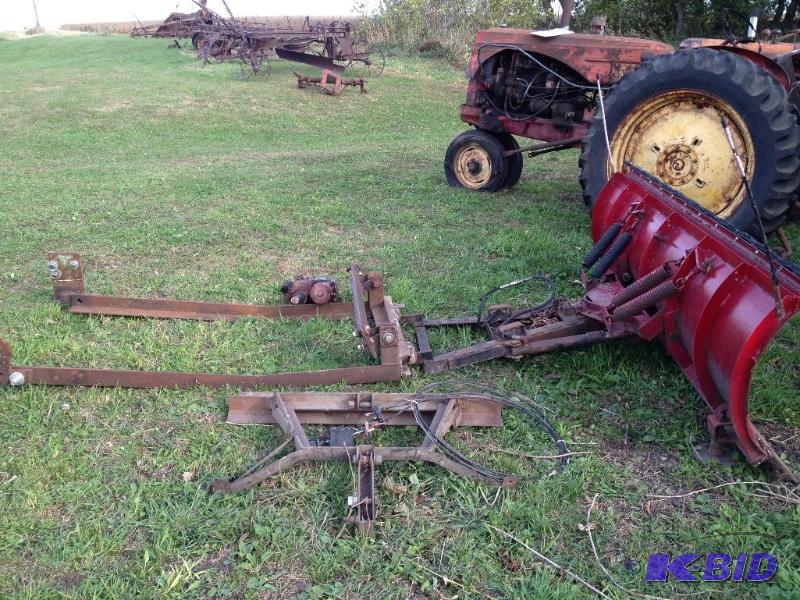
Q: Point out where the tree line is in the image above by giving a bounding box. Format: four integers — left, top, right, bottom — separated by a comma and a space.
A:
355, 0, 795, 59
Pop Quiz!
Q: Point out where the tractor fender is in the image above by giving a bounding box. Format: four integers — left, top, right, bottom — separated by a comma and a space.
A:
679, 43, 793, 91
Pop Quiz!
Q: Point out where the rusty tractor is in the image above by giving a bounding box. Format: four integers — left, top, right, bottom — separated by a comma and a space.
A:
445, 2, 800, 236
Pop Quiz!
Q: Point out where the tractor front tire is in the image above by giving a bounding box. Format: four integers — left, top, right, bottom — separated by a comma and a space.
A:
580, 48, 800, 234
445, 130, 509, 192
494, 132, 524, 188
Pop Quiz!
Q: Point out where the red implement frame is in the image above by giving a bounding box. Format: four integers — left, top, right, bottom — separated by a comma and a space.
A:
408, 167, 800, 476
591, 166, 800, 472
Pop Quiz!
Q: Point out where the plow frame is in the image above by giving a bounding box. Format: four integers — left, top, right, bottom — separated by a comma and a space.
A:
213, 390, 509, 535
0, 253, 413, 390
3, 174, 799, 479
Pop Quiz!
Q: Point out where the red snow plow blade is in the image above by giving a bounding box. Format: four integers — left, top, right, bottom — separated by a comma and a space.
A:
591, 165, 800, 473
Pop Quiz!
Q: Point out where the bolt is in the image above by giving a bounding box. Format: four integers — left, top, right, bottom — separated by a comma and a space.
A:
8, 372, 25, 387
68, 259, 80, 270
382, 332, 395, 344
347, 495, 358, 507
46, 260, 61, 280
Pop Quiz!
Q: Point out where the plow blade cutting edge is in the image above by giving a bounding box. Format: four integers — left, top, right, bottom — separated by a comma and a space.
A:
592, 165, 800, 474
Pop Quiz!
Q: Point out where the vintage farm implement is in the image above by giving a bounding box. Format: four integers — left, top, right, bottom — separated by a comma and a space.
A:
2, 169, 798, 480
130, 10, 211, 43
129, 3, 384, 81
212, 383, 567, 535
198, 18, 384, 80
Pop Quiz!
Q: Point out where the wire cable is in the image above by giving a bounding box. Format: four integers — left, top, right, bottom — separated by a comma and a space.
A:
475, 274, 557, 329
390, 381, 571, 485
477, 43, 608, 91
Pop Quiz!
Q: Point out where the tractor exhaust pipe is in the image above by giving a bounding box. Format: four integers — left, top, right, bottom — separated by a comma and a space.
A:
748, 9, 760, 42
559, 0, 574, 28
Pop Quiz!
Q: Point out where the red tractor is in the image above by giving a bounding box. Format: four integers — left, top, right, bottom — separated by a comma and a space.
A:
445, 5, 800, 235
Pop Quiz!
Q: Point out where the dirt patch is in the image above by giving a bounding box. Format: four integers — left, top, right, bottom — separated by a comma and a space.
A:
759, 420, 800, 469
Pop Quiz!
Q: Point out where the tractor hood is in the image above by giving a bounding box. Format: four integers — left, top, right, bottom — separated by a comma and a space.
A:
470, 28, 674, 85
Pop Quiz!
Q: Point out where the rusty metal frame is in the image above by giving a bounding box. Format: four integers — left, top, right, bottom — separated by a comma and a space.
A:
0, 253, 413, 389
183, 4, 380, 77
403, 307, 632, 374
2, 252, 636, 391
212, 391, 510, 535
294, 70, 367, 95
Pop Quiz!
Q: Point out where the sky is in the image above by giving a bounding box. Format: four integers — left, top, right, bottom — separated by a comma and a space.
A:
3, 1, 369, 31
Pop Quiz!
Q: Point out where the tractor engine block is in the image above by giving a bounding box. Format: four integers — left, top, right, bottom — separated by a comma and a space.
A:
480, 50, 591, 126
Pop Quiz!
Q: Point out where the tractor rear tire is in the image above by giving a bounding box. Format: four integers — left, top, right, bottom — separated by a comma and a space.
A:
445, 129, 509, 192
580, 48, 800, 235
494, 132, 524, 188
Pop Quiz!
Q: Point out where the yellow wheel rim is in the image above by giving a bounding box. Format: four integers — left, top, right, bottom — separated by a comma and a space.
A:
454, 143, 493, 190
610, 90, 754, 218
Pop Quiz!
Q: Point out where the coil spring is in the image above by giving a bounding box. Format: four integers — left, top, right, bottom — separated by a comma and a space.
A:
582, 223, 622, 269
612, 279, 680, 320
609, 264, 672, 309
591, 232, 632, 280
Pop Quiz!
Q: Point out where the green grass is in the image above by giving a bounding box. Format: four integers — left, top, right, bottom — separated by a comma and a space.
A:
0, 34, 798, 599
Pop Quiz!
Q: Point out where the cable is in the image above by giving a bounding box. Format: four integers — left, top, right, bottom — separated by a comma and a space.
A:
720, 116, 784, 318
477, 43, 607, 91
402, 381, 570, 484
501, 80, 561, 121
475, 275, 557, 329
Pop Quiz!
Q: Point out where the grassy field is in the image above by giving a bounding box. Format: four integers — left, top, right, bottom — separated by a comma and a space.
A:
0, 34, 798, 599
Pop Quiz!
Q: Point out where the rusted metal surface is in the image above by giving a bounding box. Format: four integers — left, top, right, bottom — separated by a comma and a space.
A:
49, 252, 349, 320
355, 448, 376, 536
448, 9, 674, 191
777, 227, 793, 258
467, 30, 674, 86
227, 391, 504, 427
294, 71, 367, 95
7, 362, 402, 389
280, 276, 338, 305
459, 28, 674, 140
130, 3, 383, 80
3, 257, 410, 389
679, 38, 800, 91
130, 11, 209, 40
503, 136, 584, 157
177, 4, 382, 80
212, 390, 512, 535
7, 199, 800, 480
